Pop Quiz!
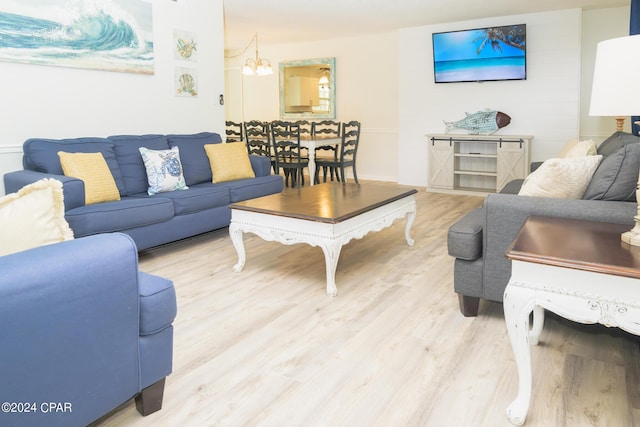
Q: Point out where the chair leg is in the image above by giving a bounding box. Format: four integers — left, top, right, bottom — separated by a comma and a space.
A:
352, 165, 358, 184
135, 378, 165, 416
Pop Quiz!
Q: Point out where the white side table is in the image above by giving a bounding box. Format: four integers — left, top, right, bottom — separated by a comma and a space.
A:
503, 216, 640, 425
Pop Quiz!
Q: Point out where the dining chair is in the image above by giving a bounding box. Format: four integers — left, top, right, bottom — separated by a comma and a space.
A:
293, 120, 312, 159
225, 120, 243, 142
244, 121, 274, 172
271, 120, 308, 188
315, 120, 361, 184
312, 120, 341, 182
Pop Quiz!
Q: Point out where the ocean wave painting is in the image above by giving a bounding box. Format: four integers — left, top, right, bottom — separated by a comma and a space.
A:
0, 0, 154, 74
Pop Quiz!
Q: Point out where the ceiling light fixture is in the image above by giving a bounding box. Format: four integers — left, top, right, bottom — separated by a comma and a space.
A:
318, 68, 330, 85
242, 33, 273, 76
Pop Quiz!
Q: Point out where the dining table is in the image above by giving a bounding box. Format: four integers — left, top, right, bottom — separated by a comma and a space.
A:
299, 134, 341, 185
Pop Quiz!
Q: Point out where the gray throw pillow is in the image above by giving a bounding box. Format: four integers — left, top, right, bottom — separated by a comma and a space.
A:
582, 143, 640, 201
596, 131, 640, 158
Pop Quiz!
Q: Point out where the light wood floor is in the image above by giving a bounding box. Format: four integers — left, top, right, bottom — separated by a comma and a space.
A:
93, 181, 640, 427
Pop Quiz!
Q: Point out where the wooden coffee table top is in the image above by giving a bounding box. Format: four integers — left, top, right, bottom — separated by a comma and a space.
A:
506, 216, 640, 279
230, 183, 417, 224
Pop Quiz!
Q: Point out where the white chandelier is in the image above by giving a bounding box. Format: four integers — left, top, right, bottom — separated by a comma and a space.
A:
242, 33, 273, 76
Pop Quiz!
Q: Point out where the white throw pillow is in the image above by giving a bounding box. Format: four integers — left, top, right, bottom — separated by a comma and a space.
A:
563, 139, 597, 157
139, 146, 189, 195
518, 155, 603, 199
0, 178, 74, 256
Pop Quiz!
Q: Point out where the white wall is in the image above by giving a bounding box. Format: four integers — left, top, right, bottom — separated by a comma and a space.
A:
398, 9, 584, 187
580, 6, 631, 141
0, 0, 225, 195
225, 32, 399, 182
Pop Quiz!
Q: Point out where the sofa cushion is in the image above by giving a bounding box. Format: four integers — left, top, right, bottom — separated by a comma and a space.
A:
139, 147, 189, 195
23, 137, 126, 195
167, 132, 223, 185
518, 155, 602, 199
136, 183, 230, 216
215, 175, 285, 203
0, 178, 74, 256
109, 135, 170, 196
138, 272, 177, 336
447, 207, 484, 261
204, 142, 255, 183
583, 143, 640, 202
58, 152, 121, 205
65, 197, 174, 237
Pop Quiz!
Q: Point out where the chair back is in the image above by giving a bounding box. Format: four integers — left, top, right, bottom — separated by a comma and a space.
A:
312, 120, 341, 139
293, 120, 312, 139
271, 121, 302, 174
225, 120, 243, 142
244, 121, 271, 158
340, 121, 361, 163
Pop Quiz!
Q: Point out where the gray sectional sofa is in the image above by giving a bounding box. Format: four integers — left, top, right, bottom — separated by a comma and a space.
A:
4, 132, 284, 250
447, 131, 640, 316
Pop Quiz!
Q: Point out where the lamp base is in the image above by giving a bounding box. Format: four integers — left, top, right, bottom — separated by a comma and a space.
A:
621, 214, 640, 246
621, 229, 640, 246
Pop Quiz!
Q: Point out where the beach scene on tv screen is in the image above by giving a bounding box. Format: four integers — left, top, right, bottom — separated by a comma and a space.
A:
433, 25, 526, 83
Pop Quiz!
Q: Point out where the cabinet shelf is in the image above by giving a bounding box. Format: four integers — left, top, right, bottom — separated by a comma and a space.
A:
454, 170, 497, 177
427, 134, 533, 194
455, 153, 497, 159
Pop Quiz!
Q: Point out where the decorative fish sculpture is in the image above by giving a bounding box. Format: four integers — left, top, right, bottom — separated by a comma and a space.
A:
444, 110, 511, 134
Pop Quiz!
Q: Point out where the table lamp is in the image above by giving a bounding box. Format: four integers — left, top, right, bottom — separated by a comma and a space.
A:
589, 34, 640, 246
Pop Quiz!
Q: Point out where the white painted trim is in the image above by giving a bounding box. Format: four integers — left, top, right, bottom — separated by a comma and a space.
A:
0, 146, 23, 155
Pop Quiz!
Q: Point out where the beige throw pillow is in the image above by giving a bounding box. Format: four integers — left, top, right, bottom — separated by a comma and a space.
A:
204, 142, 255, 183
0, 178, 74, 256
518, 155, 603, 199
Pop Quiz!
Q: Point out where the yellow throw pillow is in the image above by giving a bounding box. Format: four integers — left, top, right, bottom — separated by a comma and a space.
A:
0, 178, 74, 256
58, 152, 121, 205
204, 142, 255, 183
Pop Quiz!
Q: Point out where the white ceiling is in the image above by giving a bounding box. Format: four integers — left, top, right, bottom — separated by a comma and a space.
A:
223, 0, 628, 52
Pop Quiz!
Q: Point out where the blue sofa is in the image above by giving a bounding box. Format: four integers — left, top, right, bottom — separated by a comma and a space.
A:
3, 132, 284, 250
0, 233, 177, 427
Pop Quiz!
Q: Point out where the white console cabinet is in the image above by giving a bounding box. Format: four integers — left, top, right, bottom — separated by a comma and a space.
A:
426, 134, 533, 194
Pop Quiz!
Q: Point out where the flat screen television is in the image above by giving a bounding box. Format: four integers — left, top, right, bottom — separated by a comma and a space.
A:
432, 24, 526, 83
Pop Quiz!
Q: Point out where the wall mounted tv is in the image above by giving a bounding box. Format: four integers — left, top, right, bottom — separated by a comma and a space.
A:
432, 24, 526, 83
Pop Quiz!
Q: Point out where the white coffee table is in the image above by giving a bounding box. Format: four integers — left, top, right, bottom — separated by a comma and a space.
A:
229, 183, 417, 296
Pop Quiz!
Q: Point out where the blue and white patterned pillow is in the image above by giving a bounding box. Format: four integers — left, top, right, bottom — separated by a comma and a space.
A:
139, 146, 189, 195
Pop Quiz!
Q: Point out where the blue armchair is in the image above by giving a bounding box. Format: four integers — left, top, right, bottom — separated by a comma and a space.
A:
0, 233, 177, 427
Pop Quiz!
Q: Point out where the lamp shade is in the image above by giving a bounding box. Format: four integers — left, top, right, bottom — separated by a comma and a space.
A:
589, 34, 640, 117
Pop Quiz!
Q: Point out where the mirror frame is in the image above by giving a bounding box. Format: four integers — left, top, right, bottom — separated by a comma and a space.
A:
279, 57, 336, 120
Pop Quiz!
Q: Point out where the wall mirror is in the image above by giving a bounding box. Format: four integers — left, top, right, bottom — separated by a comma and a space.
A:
279, 57, 336, 119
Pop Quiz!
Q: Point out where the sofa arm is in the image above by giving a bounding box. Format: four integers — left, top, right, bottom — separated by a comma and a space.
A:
4, 170, 85, 210
249, 154, 272, 177
482, 193, 637, 302
0, 233, 147, 426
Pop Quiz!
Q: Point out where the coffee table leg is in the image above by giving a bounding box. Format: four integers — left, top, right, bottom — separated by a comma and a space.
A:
229, 223, 246, 273
503, 282, 537, 426
320, 240, 343, 297
404, 205, 417, 246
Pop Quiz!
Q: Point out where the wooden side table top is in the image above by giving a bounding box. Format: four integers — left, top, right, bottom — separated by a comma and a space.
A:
506, 216, 640, 280
229, 183, 417, 224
